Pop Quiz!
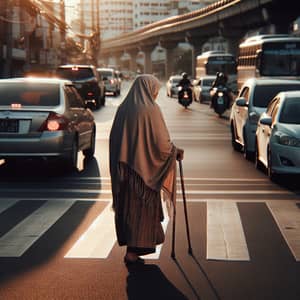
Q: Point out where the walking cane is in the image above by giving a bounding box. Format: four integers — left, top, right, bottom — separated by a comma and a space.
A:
171, 159, 193, 259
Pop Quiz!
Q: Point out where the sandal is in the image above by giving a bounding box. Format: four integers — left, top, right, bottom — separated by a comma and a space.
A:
124, 256, 145, 265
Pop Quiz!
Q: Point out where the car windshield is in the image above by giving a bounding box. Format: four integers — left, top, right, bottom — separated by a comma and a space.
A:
202, 79, 214, 86
253, 84, 300, 107
279, 98, 300, 124
0, 82, 60, 106
56, 67, 94, 81
98, 70, 113, 79
171, 78, 180, 84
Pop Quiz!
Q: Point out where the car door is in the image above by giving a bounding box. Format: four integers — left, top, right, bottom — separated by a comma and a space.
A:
260, 98, 279, 164
235, 86, 250, 144
65, 86, 92, 150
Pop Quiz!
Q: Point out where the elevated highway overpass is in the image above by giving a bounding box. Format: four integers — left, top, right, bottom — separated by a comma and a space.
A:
99, 0, 299, 78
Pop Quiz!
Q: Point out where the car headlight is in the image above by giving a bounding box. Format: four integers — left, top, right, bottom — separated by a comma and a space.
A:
274, 132, 300, 147
249, 111, 260, 124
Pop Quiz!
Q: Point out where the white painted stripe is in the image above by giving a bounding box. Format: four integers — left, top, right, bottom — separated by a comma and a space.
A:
65, 202, 116, 258
142, 200, 170, 260
177, 190, 293, 195
207, 202, 250, 261
177, 178, 269, 181
0, 200, 18, 214
0, 189, 288, 195
8, 176, 267, 182
172, 137, 230, 140
0, 200, 75, 257
267, 201, 300, 261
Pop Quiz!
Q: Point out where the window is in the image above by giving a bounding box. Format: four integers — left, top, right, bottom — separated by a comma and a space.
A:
240, 87, 250, 102
65, 86, 84, 108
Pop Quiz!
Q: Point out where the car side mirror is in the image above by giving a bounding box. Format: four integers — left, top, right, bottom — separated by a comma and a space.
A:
259, 117, 272, 126
235, 97, 248, 107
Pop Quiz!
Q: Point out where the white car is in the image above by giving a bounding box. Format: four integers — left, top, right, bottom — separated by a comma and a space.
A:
255, 91, 300, 181
97, 68, 121, 96
230, 78, 300, 160
193, 76, 215, 103
0, 77, 96, 171
166, 75, 181, 98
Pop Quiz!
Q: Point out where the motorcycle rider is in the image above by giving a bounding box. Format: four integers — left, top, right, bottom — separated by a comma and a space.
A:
210, 72, 232, 109
212, 72, 228, 89
177, 72, 193, 100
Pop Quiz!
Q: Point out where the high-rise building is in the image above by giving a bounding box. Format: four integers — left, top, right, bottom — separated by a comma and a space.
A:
68, 0, 216, 40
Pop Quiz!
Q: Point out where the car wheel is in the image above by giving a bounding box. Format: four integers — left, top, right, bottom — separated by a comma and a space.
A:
231, 124, 242, 152
83, 128, 95, 159
267, 148, 278, 182
101, 94, 106, 106
243, 131, 253, 160
254, 140, 263, 171
66, 138, 78, 171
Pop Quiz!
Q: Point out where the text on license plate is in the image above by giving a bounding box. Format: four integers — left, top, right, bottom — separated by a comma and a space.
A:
0, 119, 19, 132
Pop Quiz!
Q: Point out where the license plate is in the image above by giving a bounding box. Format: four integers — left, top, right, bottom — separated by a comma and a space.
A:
217, 98, 224, 105
0, 119, 19, 133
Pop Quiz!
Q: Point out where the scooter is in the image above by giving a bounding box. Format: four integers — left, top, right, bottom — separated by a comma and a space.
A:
178, 86, 193, 109
210, 85, 230, 117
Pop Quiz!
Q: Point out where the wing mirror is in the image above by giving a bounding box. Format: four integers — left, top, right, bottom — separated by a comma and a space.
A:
235, 97, 248, 107
259, 117, 272, 126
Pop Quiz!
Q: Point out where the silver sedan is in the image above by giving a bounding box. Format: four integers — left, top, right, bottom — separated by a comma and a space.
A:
0, 77, 96, 171
255, 90, 300, 181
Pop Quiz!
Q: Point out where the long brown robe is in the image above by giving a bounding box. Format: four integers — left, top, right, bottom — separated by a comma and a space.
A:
109, 74, 177, 254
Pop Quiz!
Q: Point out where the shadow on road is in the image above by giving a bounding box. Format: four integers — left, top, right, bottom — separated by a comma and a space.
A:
126, 263, 189, 300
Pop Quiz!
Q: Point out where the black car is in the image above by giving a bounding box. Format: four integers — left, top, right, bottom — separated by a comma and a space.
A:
55, 65, 106, 109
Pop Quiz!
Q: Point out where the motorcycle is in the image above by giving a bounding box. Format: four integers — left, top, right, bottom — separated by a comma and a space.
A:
210, 85, 230, 117
177, 85, 193, 109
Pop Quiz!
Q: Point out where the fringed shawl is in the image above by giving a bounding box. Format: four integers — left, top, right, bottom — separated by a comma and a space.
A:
109, 74, 177, 209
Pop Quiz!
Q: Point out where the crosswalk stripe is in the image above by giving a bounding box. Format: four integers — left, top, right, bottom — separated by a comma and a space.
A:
0, 200, 75, 257
1, 198, 299, 261
267, 201, 300, 261
207, 201, 250, 261
65, 202, 117, 259
0, 200, 18, 214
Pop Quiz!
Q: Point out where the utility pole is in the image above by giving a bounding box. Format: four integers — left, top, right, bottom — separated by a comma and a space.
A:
80, 0, 85, 49
3, 0, 13, 77
60, 0, 66, 64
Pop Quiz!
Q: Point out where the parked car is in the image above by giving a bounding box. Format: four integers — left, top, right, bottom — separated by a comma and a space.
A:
193, 76, 215, 103
0, 77, 96, 170
255, 91, 300, 181
166, 75, 181, 98
230, 78, 300, 160
97, 68, 121, 96
55, 64, 105, 109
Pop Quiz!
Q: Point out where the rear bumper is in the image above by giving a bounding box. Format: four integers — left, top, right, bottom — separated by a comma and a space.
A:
0, 131, 74, 159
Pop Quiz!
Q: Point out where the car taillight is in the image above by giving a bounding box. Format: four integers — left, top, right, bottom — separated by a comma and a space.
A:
88, 91, 94, 97
39, 112, 68, 131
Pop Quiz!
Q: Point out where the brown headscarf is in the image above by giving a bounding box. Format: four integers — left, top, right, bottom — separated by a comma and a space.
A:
109, 74, 177, 209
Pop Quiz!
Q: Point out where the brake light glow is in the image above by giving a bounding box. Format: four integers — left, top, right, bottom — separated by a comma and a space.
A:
11, 103, 22, 109
88, 92, 94, 96
39, 112, 68, 131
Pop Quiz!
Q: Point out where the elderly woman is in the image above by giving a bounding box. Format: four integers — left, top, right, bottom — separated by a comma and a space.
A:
109, 74, 183, 265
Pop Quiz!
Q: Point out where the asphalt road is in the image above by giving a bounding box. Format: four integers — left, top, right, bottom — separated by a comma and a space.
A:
0, 80, 299, 300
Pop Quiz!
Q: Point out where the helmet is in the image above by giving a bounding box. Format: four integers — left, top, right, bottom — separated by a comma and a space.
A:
217, 72, 225, 79
181, 72, 188, 79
